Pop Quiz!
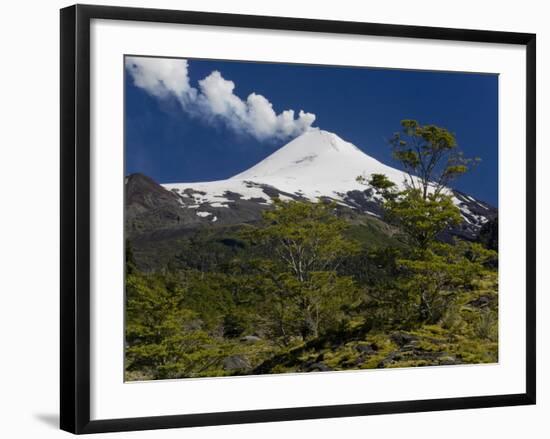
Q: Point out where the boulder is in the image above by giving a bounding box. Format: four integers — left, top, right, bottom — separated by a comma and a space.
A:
240, 335, 262, 343
390, 332, 418, 347
223, 355, 251, 371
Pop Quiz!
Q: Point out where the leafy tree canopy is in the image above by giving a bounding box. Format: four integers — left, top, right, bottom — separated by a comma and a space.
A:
389, 119, 479, 199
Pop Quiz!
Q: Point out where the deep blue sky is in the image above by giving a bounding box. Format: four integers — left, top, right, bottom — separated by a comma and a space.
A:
125, 58, 498, 206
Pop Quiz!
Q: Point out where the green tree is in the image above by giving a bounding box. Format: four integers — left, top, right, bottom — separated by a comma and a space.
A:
383, 188, 462, 251
355, 121, 492, 327
396, 241, 496, 324
361, 173, 461, 251
246, 200, 359, 340
251, 199, 358, 280
125, 271, 223, 379
357, 121, 469, 251
478, 217, 498, 252
356, 173, 398, 201
389, 119, 478, 199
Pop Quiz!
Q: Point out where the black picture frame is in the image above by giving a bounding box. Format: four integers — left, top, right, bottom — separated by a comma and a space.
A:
60, 4, 536, 434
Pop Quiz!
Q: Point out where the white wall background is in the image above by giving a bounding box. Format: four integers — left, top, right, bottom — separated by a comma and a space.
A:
0, 0, 546, 437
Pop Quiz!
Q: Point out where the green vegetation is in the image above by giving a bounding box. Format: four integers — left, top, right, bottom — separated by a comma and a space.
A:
387, 119, 479, 199
125, 121, 498, 381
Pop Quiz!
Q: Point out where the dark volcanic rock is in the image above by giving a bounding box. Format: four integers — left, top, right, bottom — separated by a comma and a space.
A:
447, 190, 498, 241
343, 189, 384, 217
125, 174, 271, 248
223, 355, 251, 371
126, 173, 179, 206
125, 173, 205, 236
244, 181, 307, 203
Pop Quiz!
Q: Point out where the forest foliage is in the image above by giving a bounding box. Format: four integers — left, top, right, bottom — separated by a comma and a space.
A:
125, 121, 498, 380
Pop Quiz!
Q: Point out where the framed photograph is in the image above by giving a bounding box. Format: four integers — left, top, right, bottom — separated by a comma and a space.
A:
60, 4, 536, 434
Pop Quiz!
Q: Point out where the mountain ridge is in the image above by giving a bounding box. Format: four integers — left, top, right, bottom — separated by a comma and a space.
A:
126, 129, 497, 242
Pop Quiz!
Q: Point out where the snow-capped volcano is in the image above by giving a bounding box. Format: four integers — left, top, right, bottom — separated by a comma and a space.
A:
231, 129, 408, 197
126, 129, 496, 240
163, 129, 411, 207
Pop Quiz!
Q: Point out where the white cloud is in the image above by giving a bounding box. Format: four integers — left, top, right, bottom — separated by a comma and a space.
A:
197, 71, 246, 118
125, 57, 196, 103
125, 56, 316, 141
